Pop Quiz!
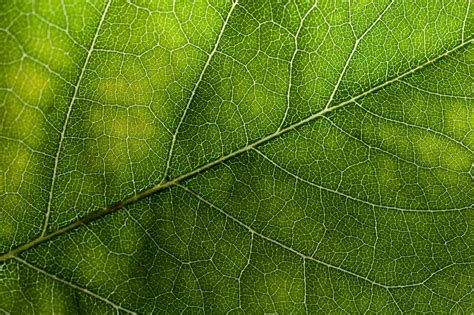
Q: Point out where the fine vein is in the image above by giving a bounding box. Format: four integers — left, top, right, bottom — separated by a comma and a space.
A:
324, 0, 394, 110
162, 0, 238, 181
13, 257, 136, 314
41, 0, 112, 236
178, 184, 473, 290
1, 37, 471, 263
253, 148, 471, 213
278, 0, 318, 131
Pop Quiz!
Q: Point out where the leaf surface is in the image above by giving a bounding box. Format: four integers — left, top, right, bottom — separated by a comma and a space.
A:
1, 0, 473, 313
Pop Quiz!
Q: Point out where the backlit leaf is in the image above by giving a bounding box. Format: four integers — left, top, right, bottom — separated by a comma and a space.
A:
1, 0, 473, 313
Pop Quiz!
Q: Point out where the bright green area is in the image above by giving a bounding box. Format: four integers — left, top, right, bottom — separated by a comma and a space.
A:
0, 0, 473, 314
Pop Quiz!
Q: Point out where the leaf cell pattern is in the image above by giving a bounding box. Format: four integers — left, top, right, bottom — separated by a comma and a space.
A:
0, 0, 473, 314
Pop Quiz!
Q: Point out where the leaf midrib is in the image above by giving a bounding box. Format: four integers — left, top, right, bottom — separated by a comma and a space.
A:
1, 37, 471, 263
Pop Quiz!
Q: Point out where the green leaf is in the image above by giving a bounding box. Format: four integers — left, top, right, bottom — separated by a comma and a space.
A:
1, 0, 473, 313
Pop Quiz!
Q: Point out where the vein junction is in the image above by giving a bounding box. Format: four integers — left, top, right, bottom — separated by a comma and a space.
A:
1, 40, 471, 284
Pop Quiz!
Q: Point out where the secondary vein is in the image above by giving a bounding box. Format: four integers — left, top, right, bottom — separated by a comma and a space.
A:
1, 37, 471, 263
13, 257, 137, 314
161, 0, 238, 182
41, 0, 112, 236
178, 184, 473, 290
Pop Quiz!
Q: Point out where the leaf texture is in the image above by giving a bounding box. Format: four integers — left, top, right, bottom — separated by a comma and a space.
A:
0, 0, 473, 313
